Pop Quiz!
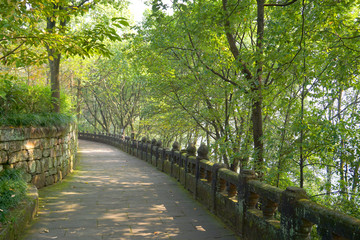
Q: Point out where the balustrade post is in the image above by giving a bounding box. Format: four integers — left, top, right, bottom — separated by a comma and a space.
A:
238, 169, 258, 235
186, 143, 196, 172
196, 143, 208, 180
211, 163, 226, 212
141, 137, 146, 160
171, 142, 180, 176
155, 140, 162, 167
151, 139, 156, 163
279, 187, 313, 240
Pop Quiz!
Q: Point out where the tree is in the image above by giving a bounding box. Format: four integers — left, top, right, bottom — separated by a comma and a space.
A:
0, 0, 128, 112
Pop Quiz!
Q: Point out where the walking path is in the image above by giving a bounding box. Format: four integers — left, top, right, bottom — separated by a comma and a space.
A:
24, 140, 238, 240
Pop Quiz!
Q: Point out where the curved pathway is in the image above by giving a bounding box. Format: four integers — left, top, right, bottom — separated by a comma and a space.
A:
24, 140, 238, 240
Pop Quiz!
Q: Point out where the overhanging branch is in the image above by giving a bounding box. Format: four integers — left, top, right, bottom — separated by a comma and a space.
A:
264, 0, 298, 7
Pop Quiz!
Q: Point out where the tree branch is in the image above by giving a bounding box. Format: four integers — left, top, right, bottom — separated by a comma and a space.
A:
264, 0, 298, 7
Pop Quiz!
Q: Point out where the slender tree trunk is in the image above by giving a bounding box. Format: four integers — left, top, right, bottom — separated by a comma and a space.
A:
48, 53, 61, 112
76, 78, 81, 122
337, 88, 347, 196
222, 0, 265, 175
253, 0, 265, 175
46, 9, 66, 113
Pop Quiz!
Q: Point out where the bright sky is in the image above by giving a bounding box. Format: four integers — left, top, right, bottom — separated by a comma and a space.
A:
128, 0, 173, 23
128, 0, 148, 23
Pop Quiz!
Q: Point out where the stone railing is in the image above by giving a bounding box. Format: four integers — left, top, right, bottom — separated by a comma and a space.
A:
0, 123, 78, 188
79, 132, 360, 240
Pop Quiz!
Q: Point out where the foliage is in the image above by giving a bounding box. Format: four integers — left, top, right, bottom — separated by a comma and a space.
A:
0, 113, 74, 127
0, 169, 28, 225
0, 75, 74, 127
0, 0, 128, 65
0, 76, 73, 115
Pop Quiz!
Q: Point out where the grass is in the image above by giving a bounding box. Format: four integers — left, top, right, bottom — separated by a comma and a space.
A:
0, 113, 74, 127
0, 169, 28, 225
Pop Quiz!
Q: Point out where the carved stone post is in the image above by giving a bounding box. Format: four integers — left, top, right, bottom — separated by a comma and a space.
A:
155, 140, 162, 167
279, 187, 313, 240
196, 143, 209, 180
211, 163, 226, 212
186, 143, 196, 172
195, 143, 208, 198
238, 169, 258, 235
171, 142, 180, 176
141, 137, 146, 160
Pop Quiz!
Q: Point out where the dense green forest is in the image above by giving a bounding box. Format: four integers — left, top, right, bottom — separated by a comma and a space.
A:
1, 0, 359, 218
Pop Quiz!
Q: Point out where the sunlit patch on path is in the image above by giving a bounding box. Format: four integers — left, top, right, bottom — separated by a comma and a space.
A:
24, 140, 238, 240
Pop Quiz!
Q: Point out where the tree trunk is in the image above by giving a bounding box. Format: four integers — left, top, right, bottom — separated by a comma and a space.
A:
222, 0, 265, 175
253, 0, 265, 175
48, 52, 61, 113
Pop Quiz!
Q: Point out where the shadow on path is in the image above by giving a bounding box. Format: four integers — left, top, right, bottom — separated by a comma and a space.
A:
24, 140, 238, 240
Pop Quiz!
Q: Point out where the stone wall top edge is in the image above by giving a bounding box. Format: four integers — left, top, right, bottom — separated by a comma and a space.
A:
0, 123, 76, 142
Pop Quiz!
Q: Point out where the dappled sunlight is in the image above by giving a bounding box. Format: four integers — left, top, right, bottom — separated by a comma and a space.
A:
78, 149, 115, 153
24, 140, 237, 240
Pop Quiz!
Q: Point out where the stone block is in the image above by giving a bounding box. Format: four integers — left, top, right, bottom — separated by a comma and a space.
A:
28, 160, 37, 174
0, 151, 8, 164
49, 167, 57, 176
52, 157, 59, 168
28, 149, 43, 160
0, 142, 9, 151
35, 160, 42, 174
29, 127, 46, 139
63, 143, 69, 151
53, 172, 58, 183
9, 141, 23, 152
57, 170, 62, 182
41, 158, 49, 172
23, 139, 42, 150
23, 173, 32, 183
50, 148, 56, 158
0, 128, 29, 141
42, 138, 51, 149
9, 150, 29, 164
14, 161, 28, 171
56, 145, 62, 157
32, 173, 46, 188
45, 175, 54, 186
43, 149, 51, 158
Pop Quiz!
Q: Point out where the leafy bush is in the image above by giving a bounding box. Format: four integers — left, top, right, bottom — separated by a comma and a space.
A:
0, 169, 28, 224
0, 75, 75, 127
0, 75, 73, 115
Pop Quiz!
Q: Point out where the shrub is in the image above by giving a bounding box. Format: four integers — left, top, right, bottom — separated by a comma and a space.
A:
0, 75, 73, 115
0, 75, 75, 127
0, 169, 28, 225
0, 113, 75, 127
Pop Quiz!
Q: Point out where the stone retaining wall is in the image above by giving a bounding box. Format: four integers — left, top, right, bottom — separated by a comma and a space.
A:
0, 124, 78, 188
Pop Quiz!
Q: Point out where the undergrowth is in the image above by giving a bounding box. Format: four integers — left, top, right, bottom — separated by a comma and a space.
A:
0, 113, 74, 127
0, 169, 28, 225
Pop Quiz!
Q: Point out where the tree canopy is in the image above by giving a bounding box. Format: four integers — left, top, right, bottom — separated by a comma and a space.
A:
1, 0, 360, 219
